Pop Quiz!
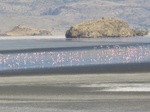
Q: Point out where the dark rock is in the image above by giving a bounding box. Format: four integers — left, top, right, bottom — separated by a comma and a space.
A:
133, 30, 149, 36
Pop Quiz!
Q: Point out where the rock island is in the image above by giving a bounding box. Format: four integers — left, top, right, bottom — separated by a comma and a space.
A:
66, 18, 148, 38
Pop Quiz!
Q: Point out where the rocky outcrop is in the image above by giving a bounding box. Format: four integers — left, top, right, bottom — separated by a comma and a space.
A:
5, 25, 52, 36
66, 18, 148, 38
133, 30, 149, 36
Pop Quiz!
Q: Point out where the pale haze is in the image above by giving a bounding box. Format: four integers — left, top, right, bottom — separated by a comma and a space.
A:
0, 0, 150, 35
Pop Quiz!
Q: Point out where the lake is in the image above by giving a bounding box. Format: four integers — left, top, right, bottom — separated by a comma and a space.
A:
0, 36, 150, 74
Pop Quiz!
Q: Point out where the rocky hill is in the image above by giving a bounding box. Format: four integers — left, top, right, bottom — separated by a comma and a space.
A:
5, 25, 52, 36
66, 18, 149, 38
0, 0, 150, 35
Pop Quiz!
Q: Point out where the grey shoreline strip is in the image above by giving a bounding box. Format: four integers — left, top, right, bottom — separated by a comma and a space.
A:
1, 62, 150, 76
0, 43, 149, 54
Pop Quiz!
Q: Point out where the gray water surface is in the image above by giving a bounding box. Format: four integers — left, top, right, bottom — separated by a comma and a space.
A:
1, 37, 150, 71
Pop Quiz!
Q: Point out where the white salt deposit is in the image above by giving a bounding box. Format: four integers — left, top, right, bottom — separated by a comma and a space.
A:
80, 83, 150, 92
0, 36, 65, 40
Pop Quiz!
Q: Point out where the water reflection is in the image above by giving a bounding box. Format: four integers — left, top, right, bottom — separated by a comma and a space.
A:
0, 44, 150, 70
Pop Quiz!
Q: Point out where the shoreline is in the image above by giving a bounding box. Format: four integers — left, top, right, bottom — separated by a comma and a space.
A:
1, 63, 150, 112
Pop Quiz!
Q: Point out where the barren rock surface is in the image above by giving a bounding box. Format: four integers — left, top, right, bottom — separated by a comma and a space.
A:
5, 25, 52, 36
66, 18, 136, 38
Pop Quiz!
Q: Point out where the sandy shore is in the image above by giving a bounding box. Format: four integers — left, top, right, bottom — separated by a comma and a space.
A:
0, 72, 150, 112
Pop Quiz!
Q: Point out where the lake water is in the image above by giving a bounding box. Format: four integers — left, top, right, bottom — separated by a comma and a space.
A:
0, 36, 150, 72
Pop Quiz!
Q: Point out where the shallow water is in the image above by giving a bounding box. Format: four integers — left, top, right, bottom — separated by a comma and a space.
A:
0, 36, 150, 71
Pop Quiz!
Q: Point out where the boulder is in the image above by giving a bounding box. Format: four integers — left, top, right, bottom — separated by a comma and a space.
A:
5, 25, 52, 36
66, 18, 136, 38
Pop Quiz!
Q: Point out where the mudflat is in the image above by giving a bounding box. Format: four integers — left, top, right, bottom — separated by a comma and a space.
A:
0, 72, 150, 112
